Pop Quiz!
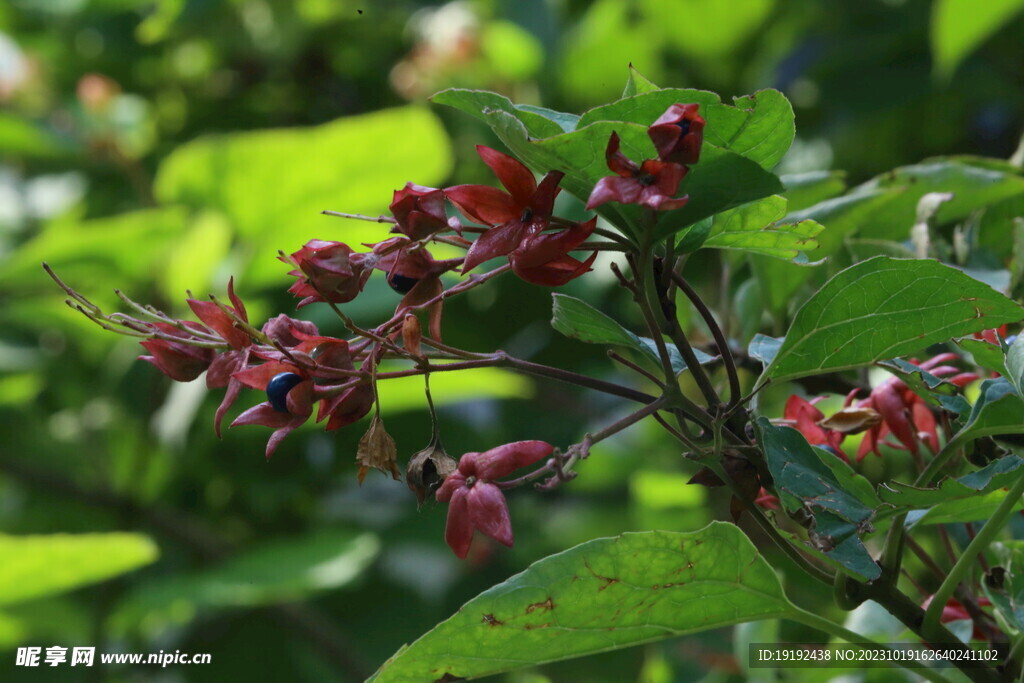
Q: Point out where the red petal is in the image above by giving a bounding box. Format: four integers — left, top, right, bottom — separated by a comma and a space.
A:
529, 170, 564, 218
511, 252, 597, 286
214, 377, 242, 438
467, 482, 514, 547
435, 471, 467, 503
187, 299, 250, 349
476, 146, 537, 206
445, 185, 520, 226
874, 384, 918, 453
231, 402, 297, 429
444, 487, 475, 559
474, 440, 553, 480
911, 400, 940, 453
604, 132, 637, 177
512, 218, 596, 269
233, 361, 298, 390
462, 221, 527, 273
585, 175, 642, 210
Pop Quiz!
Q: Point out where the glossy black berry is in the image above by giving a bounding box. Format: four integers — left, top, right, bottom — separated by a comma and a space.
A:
676, 119, 691, 136
267, 372, 304, 413
388, 273, 420, 294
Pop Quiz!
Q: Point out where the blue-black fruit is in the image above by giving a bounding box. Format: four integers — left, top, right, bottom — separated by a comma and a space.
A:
388, 273, 419, 294
267, 372, 304, 412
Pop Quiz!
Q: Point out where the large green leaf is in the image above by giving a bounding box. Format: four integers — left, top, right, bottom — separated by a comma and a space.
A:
430, 89, 571, 138
852, 161, 1024, 240
0, 533, 158, 606
748, 188, 901, 316
931, 0, 1024, 78
764, 257, 1024, 383
956, 337, 1009, 377
576, 88, 793, 171
3, 206, 190, 291
781, 171, 847, 212
758, 421, 880, 580
702, 195, 823, 260
551, 294, 714, 374
0, 112, 77, 159
759, 422, 875, 525
947, 378, 1024, 447
369, 524, 793, 682
880, 456, 1024, 508
462, 107, 783, 242
907, 489, 1024, 526
115, 531, 378, 626
154, 107, 452, 286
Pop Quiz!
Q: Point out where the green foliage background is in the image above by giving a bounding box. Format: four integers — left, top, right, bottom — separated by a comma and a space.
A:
0, 0, 1022, 680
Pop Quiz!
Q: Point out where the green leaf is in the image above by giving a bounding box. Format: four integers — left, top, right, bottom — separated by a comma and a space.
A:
982, 541, 1024, 631
3, 206, 190, 291
431, 89, 567, 138
578, 88, 794, 171
875, 358, 960, 407
577, 89, 723, 129
852, 161, 1024, 240
551, 294, 714, 375
908, 488, 1024, 526
369, 524, 794, 682
758, 420, 879, 581
956, 337, 1009, 377
748, 334, 782, 367
765, 257, 1024, 383
1005, 333, 1024, 399
781, 171, 847, 212
514, 104, 580, 134
0, 533, 158, 606
880, 456, 1024, 508
154, 107, 452, 286
0, 112, 76, 159
949, 378, 1024, 446
931, 0, 1024, 78
622, 65, 661, 97
759, 421, 875, 526
482, 110, 783, 242
702, 195, 823, 260
115, 531, 378, 625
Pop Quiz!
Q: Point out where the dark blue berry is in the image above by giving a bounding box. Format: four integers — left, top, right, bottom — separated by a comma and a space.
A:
388, 273, 420, 294
267, 372, 304, 413
1005, 334, 1018, 346
676, 119, 691, 136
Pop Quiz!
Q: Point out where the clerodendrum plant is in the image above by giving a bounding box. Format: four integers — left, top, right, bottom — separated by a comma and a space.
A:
48, 68, 1024, 681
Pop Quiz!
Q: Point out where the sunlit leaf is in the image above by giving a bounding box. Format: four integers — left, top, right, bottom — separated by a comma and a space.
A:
551, 293, 714, 375
115, 531, 379, 627
931, 0, 1024, 78
0, 533, 158, 606
765, 257, 1024, 383
370, 524, 794, 681
703, 195, 822, 260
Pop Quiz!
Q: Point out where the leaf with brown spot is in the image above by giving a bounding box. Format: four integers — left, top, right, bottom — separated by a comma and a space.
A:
368, 523, 795, 682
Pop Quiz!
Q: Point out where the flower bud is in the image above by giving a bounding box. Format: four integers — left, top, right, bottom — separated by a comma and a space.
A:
402, 314, 423, 357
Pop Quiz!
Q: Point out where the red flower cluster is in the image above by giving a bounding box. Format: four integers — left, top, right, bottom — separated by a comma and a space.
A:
854, 354, 977, 461
587, 103, 705, 212
435, 441, 553, 558
783, 354, 979, 463
447, 146, 598, 285
136, 282, 374, 458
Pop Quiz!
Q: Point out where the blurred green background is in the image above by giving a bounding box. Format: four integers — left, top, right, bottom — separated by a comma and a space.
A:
1, 0, 1022, 680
